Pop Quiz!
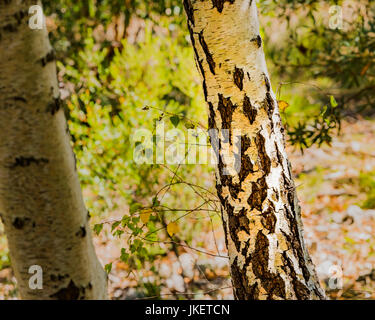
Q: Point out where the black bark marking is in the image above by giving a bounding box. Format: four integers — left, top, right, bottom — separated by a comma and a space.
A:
248, 177, 268, 212
211, 0, 235, 13
1, 9, 29, 34
46, 97, 61, 115
12, 217, 31, 230
50, 274, 69, 282
255, 133, 271, 176
282, 204, 311, 285
252, 232, 286, 299
261, 203, 277, 233
208, 102, 217, 130
228, 215, 241, 251
13, 9, 28, 25
251, 35, 262, 48
75, 226, 87, 238
11, 96, 27, 103
275, 141, 283, 168
231, 256, 260, 300
217, 93, 237, 144
187, 28, 209, 102
50, 280, 83, 300
198, 32, 216, 75
243, 95, 257, 125
281, 251, 311, 300
233, 67, 244, 90
10, 157, 49, 168
262, 92, 275, 124
39, 50, 56, 67
183, 0, 195, 26
236, 135, 253, 182
263, 73, 271, 92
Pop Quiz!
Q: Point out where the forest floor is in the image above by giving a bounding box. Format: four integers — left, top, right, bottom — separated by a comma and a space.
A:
1, 118, 374, 300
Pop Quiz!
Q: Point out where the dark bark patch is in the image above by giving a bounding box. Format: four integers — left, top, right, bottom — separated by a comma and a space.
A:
236, 135, 253, 182
39, 50, 56, 67
198, 32, 216, 75
228, 184, 242, 199
208, 102, 217, 130
10, 157, 49, 168
183, 0, 195, 25
281, 251, 311, 300
233, 67, 244, 91
46, 97, 61, 115
75, 226, 87, 238
251, 35, 262, 48
261, 205, 277, 233
263, 73, 271, 92
252, 232, 286, 299
13, 9, 29, 25
262, 92, 275, 122
12, 217, 31, 230
50, 280, 83, 300
50, 274, 69, 282
275, 142, 283, 168
217, 93, 236, 133
228, 214, 241, 252
255, 133, 271, 176
282, 204, 313, 288
12, 96, 27, 103
243, 95, 257, 125
211, 0, 235, 13
247, 177, 268, 212
231, 256, 260, 300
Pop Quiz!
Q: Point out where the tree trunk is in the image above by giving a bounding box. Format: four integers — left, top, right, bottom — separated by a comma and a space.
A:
0, 0, 107, 299
184, 0, 325, 300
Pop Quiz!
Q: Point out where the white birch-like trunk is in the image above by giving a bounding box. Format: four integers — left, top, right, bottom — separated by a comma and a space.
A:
184, 0, 325, 299
0, 0, 107, 299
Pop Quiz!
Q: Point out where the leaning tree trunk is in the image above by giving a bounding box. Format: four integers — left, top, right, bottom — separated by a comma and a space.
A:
0, 0, 107, 299
184, 0, 325, 300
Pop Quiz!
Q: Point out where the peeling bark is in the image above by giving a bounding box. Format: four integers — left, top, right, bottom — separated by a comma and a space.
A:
0, 0, 107, 299
184, 0, 325, 300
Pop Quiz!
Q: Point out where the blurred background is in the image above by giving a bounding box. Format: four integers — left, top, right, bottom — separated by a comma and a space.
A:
1, 0, 375, 300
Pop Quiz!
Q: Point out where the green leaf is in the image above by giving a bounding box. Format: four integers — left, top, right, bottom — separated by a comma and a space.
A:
321, 105, 328, 117
105, 263, 112, 273
120, 248, 129, 262
130, 202, 142, 214
152, 196, 160, 207
330, 95, 338, 108
170, 115, 180, 127
94, 223, 103, 235
111, 221, 121, 232
184, 122, 195, 129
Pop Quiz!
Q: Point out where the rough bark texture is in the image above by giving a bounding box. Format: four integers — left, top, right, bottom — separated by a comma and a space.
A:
0, 0, 107, 299
184, 0, 325, 300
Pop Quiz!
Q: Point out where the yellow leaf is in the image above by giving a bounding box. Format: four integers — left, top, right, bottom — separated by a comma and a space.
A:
278, 100, 289, 112
119, 96, 126, 104
167, 222, 179, 237
140, 209, 152, 224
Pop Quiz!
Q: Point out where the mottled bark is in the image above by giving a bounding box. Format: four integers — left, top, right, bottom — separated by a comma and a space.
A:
184, 0, 325, 300
0, 0, 107, 299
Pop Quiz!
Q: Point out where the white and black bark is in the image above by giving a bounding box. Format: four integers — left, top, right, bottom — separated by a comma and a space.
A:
184, 0, 325, 300
0, 0, 107, 299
